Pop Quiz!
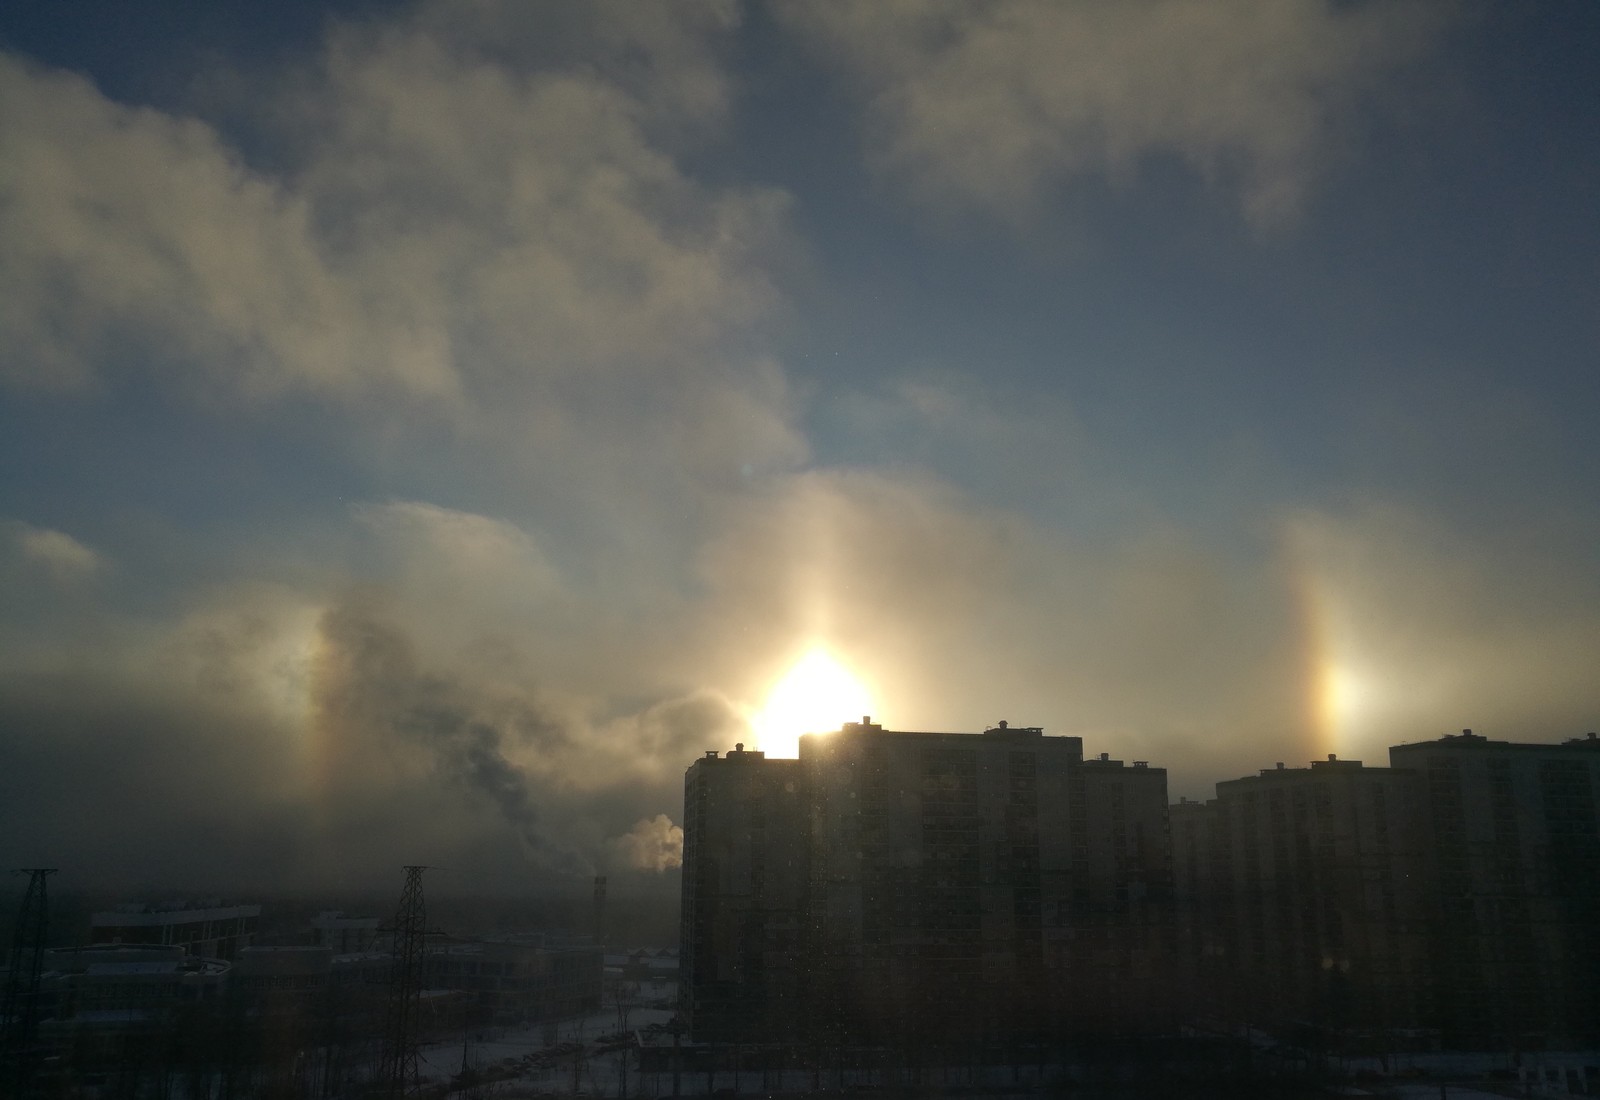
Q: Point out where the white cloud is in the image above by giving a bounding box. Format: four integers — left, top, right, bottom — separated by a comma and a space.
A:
0, 1, 800, 482
7, 521, 102, 584
780, 0, 1453, 227
355, 500, 560, 596
0, 54, 453, 400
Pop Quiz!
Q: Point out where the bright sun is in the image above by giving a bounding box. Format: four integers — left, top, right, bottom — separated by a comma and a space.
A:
751, 648, 874, 759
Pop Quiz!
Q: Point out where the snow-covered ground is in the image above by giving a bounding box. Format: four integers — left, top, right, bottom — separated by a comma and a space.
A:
414, 975, 677, 1096
412, 983, 1599, 1100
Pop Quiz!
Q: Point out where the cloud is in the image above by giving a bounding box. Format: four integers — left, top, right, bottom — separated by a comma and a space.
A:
3, 466, 1593, 885
6, 521, 103, 584
609, 814, 684, 873
0, 0, 800, 476
395, 0, 742, 135
0, 554, 742, 889
6, 0, 1581, 896
351, 501, 561, 649
780, 0, 1453, 227
0, 52, 448, 400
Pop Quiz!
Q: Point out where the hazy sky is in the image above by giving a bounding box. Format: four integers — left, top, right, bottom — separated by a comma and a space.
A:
2, 0, 1597, 893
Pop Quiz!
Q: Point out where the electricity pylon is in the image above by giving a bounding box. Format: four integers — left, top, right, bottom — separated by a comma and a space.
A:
377, 866, 429, 1098
2, 869, 57, 1093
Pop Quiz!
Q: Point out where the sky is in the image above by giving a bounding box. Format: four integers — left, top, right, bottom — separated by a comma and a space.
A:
2, 0, 1598, 894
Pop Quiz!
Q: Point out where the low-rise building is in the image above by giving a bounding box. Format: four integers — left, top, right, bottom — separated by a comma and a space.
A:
424, 937, 602, 1024
309, 911, 382, 953
89, 902, 260, 960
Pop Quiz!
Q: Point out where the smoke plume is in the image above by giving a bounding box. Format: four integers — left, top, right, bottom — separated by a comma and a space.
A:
610, 814, 685, 873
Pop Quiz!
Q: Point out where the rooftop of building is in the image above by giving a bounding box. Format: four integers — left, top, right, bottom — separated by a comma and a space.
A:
800, 717, 1088, 754
91, 901, 262, 925
1213, 754, 1404, 792
689, 718, 1172, 777
84, 958, 230, 977
695, 741, 802, 764
49, 944, 187, 961
311, 910, 379, 927
827, 717, 1077, 741
1390, 728, 1600, 752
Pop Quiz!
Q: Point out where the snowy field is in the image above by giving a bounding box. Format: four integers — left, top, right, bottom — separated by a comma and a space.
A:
405, 979, 1599, 1100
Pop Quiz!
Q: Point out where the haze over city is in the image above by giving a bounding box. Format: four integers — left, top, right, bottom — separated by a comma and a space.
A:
2, 0, 1597, 894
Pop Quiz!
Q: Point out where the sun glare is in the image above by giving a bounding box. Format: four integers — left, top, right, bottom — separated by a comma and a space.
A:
751, 648, 874, 759
1319, 662, 1374, 752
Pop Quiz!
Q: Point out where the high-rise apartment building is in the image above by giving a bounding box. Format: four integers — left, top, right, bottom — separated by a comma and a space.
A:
1172, 731, 1600, 1047
680, 720, 1172, 1044
679, 744, 808, 1042
1173, 756, 1431, 1033
1388, 730, 1600, 1046
684, 720, 1600, 1049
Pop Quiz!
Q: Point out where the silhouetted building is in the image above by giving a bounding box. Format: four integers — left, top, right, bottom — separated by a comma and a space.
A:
687, 722, 1600, 1051
681, 721, 1173, 1045
1070, 747, 1174, 1032
680, 743, 808, 1042
1389, 729, 1600, 1046
1169, 796, 1225, 998
1174, 756, 1431, 1035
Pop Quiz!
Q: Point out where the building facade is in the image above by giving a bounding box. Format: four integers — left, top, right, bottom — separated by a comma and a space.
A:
679, 744, 808, 1042
1173, 756, 1431, 1035
89, 903, 260, 960
1388, 730, 1600, 1046
684, 722, 1600, 1050
308, 911, 381, 954
425, 937, 603, 1024
681, 721, 1173, 1044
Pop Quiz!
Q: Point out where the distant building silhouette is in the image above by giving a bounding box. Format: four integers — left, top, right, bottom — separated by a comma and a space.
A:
1171, 756, 1431, 1036
680, 720, 1173, 1045
679, 743, 807, 1042
1173, 730, 1600, 1048
308, 910, 380, 954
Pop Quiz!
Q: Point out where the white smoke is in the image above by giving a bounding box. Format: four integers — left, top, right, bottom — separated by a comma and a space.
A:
610, 813, 684, 872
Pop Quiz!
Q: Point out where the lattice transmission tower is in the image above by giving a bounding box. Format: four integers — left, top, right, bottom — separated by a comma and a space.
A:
377, 865, 430, 1098
2, 868, 57, 1093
